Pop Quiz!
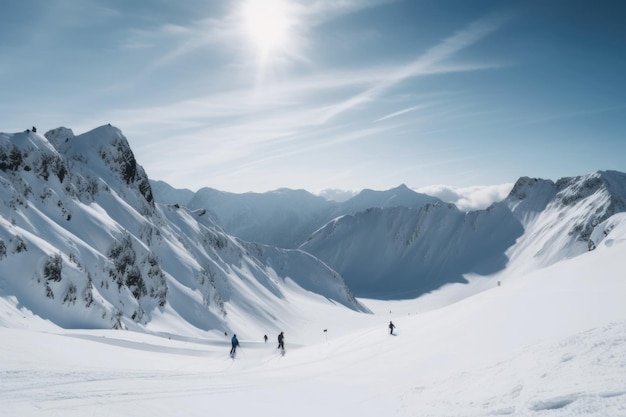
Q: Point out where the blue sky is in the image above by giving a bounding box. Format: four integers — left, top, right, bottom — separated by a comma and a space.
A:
2, 0, 625, 193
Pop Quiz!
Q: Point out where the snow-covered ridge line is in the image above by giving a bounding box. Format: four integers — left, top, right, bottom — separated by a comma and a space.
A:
151, 180, 441, 249
155, 168, 626, 299
298, 170, 626, 298
2, 123, 626, 332
0, 125, 365, 336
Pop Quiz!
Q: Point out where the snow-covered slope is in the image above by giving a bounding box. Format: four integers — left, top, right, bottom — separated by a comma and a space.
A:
301, 202, 524, 298
2, 126, 625, 416
0, 126, 365, 337
301, 171, 626, 299
1, 213, 625, 416
504, 171, 626, 275
157, 171, 626, 300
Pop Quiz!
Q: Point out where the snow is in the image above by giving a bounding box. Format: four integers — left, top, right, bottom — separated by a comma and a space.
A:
1, 126, 626, 416
0, 127, 363, 336
2, 226, 625, 416
154, 181, 441, 249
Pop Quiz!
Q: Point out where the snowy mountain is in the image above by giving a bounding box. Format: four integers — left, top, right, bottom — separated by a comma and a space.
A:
149, 179, 195, 206
188, 187, 334, 249
300, 171, 626, 298
2, 126, 626, 416
337, 183, 438, 214
301, 201, 523, 298
0, 125, 365, 336
2, 212, 625, 417
151, 181, 441, 248
504, 171, 626, 274
151, 165, 626, 301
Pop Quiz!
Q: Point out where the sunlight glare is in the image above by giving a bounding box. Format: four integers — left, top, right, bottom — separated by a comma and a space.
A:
241, 0, 292, 58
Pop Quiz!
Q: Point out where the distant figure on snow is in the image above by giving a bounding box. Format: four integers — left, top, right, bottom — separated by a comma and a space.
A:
277, 332, 285, 351
264, 334, 268, 343
389, 321, 396, 335
230, 334, 239, 355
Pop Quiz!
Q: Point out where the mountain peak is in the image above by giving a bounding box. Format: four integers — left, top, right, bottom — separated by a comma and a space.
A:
555, 171, 626, 207
1, 125, 365, 333
49, 125, 154, 207
343, 184, 440, 212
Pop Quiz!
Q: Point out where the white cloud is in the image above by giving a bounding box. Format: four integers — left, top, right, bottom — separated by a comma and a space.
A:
317, 189, 358, 202
93, 10, 511, 192
374, 104, 431, 123
415, 183, 514, 211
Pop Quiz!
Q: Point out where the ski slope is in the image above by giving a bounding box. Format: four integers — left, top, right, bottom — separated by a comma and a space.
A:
2, 224, 626, 417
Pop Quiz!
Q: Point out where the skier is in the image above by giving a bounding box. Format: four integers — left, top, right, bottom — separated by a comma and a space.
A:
230, 334, 239, 355
277, 331, 285, 351
264, 334, 268, 343
389, 321, 396, 335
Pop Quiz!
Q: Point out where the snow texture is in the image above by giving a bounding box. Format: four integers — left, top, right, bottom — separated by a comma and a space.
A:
0, 126, 364, 336
1, 125, 626, 416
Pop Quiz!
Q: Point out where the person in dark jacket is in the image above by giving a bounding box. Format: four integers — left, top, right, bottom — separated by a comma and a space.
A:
277, 332, 285, 350
389, 321, 396, 335
230, 334, 239, 355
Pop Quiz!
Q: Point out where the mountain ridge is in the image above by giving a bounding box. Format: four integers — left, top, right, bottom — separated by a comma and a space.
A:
3, 124, 626, 332
0, 125, 365, 336
299, 170, 626, 298
154, 168, 626, 299
151, 180, 441, 248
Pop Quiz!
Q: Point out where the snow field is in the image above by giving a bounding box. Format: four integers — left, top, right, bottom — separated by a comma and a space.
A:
2, 235, 625, 417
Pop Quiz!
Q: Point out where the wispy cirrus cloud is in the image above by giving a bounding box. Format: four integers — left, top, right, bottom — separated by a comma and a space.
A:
122, 0, 396, 70
98, 11, 511, 191
374, 104, 433, 123
318, 13, 509, 123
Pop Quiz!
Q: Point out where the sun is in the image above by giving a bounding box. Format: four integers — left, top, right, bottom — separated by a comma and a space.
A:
240, 0, 293, 60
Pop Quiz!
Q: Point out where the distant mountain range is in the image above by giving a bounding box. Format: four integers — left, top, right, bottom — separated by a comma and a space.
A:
2, 124, 625, 334
150, 181, 440, 249
153, 170, 626, 298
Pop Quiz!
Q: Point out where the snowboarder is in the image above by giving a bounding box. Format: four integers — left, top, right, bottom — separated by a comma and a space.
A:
230, 334, 239, 355
277, 331, 285, 351
389, 321, 396, 335
264, 334, 268, 343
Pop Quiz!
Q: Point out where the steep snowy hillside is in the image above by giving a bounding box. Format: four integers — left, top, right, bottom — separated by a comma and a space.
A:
301, 202, 523, 298
0, 126, 365, 336
2, 212, 625, 417
504, 171, 626, 275
301, 171, 626, 299
151, 182, 441, 248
